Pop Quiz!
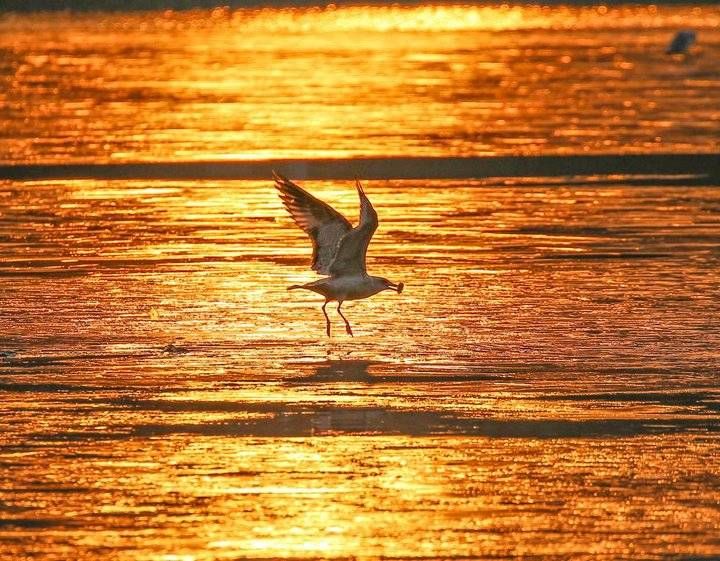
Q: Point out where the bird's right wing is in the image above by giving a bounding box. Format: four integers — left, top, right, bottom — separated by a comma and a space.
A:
328, 181, 379, 276
274, 172, 352, 275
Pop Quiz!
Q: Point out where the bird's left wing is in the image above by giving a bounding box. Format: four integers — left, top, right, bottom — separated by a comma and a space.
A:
274, 172, 352, 275
328, 180, 378, 276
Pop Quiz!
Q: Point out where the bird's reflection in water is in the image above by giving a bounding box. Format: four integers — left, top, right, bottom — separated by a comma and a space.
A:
282, 360, 500, 435
311, 408, 386, 435
283, 360, 382, 434
295, 359, 375, 383
287, 360, 503, 385
284, 360, 502, 436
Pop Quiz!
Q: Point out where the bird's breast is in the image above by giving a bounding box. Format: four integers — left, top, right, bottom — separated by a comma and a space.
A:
331, 276, 381, 301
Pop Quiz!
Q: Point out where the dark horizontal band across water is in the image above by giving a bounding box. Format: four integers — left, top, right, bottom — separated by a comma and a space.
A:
2, 153, 719, 183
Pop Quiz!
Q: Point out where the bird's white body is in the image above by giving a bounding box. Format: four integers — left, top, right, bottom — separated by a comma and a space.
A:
274, 172, 403, 336
292, 275, 388, 302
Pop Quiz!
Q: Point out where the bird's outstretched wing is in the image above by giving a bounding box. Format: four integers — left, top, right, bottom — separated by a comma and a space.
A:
328, 180, 378, 276
274, 171, 351, 275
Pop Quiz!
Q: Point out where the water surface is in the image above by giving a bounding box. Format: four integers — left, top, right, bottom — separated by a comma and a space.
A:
1, 5, 720, 163
2, 4, 720, 559
2, 177, 720, 559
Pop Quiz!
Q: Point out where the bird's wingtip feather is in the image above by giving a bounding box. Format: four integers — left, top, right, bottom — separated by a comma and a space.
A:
272, 170, 292, 189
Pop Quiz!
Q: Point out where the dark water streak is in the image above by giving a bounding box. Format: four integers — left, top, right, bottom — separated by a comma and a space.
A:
2, 153, 719, 182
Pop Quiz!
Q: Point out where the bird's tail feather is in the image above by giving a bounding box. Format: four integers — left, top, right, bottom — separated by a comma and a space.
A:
287, 284, 305, 291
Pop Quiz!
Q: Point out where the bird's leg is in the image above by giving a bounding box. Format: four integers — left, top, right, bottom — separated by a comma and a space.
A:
337, 301, 353, 337
322, 301, 331, 337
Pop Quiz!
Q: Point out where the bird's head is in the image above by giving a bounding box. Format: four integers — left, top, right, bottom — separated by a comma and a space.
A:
377, 277, 404, 294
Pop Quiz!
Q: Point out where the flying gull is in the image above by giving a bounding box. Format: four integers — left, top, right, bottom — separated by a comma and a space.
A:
274, 172, 403, 337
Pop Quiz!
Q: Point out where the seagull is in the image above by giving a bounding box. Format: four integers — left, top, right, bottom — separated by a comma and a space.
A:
274, 171, 404, 337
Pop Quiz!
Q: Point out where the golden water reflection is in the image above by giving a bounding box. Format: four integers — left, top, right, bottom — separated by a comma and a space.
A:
2, 434, 720, 560
1, 5, 720, 163
1, 177, 720, 558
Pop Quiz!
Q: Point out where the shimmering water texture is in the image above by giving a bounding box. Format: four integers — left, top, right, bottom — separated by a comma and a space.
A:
1, 4, 720, 164
2, 177, 720, 560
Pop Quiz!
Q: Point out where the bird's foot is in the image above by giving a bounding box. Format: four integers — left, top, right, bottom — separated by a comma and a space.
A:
345, 325, 354, 337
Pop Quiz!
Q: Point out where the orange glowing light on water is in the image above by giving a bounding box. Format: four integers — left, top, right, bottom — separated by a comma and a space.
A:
2, 5, 719, 164
249, 5, 539, 33
4, 173, 720, 559
3, 5, 720, 558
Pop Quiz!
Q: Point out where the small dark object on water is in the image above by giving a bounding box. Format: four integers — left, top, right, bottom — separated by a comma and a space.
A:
666, 30, 696, 55
162, 344, 190, 355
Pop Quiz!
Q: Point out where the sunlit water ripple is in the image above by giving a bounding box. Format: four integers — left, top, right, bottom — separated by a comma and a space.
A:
1, 4, 720, 163
2, 4, 720, 560
2, 177, 720, 559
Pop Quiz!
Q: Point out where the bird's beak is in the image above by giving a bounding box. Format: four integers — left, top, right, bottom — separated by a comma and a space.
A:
388, 282, 404, 294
